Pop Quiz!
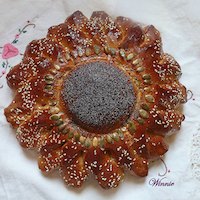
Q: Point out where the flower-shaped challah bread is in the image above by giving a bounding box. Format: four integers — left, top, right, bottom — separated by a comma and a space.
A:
4, 11, 187, 189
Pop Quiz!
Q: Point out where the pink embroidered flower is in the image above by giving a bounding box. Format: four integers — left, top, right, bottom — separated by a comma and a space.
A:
2, 69, 6, 75
15, 34, 19, 39
2, 43, 19, 59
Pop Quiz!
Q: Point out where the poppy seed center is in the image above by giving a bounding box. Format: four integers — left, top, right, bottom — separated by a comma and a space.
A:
62, 61, 135, 133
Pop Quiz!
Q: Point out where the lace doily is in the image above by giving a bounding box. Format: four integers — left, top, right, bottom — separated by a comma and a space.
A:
191, 125, 200, 180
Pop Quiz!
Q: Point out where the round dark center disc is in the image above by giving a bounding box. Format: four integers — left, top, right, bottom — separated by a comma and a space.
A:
62, 61, 135, 133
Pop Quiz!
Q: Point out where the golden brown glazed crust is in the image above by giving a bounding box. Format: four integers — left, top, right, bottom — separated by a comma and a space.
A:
4, 11, 187, 189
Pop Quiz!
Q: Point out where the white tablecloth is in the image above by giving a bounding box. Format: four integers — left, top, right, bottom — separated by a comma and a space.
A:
0, 0, 200, 199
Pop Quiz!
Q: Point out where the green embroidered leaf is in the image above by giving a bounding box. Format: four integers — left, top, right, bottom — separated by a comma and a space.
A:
2, 62, 5, 68
23, 30, 27, 33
